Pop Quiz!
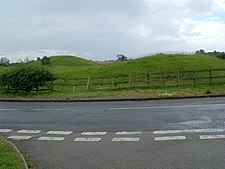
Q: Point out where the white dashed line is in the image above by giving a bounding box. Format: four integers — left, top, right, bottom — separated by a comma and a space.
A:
154, 136, 186, 141
153, 129, 224, 135
199, 135, 225, 140
0, 129, 13, 133
74, 138, 102, 142
38, 137, 65, 141
46, 131, 73, 135
17, 130, 41, 134
112, 138, 140, 142
116, 131, 142, 135
8, 136, 32, 140
81, 132, 107, 136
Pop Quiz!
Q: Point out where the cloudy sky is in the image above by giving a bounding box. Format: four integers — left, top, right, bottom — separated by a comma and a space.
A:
1, 0, 225, 62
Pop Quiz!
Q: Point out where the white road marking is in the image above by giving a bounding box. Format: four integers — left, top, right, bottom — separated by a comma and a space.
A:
74, 138, 101, 142
109, 104, 225, 110
32, 109, 62, 111
155, 136, 186, 141
46, 131, 73, 135
81, 132, 107, 136
112, 138, 140, 142
8, 136, 32, 140
17, 130, 41, 134
38, 136, 65, 141
153, 128, 224, 135
116, 131, 142, 135
0, 109, 19, 111
199, 135, 225, 140
0, 129, 13, 133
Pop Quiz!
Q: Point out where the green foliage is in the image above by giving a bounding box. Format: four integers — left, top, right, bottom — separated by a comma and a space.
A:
1, 64, 55, 92
41, 56, 50, 65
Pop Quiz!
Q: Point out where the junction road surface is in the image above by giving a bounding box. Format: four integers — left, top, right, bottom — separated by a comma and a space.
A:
0, 97, 225, 169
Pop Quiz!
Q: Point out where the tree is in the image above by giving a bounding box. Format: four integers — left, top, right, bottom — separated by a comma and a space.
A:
1, 64, 55, 92
195, 49, 206, 54
117, 54, 128, 61
41, 56, 50, 65
0, 57, 10, 66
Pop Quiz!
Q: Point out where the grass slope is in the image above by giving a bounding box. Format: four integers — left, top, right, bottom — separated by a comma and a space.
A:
47, 54, 225, 78
0, 136, 24, 169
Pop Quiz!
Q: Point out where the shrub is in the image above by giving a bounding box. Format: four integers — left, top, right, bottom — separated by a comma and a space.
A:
1, 64, 55, 92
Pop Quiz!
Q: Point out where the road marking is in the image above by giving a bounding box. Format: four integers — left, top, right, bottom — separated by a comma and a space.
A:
199, 135, 225, 140
153, 128, 224, 135
74, 138, 102, 142
155, 136, 186, 141
38, 136, 65, 141
0, 109, 19, 111
32, 109, 62, 111
17, 130, 41, 134
112, 138, 140, 142
0, 129, 13, 133
46, 131, 73, 135
109, 104, 225, 110
116, 131, 142, 135
8, 136, 32, 140
81, 132, 107, 136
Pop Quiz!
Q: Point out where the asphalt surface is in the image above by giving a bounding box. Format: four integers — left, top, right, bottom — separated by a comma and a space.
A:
0, 97, 225, 169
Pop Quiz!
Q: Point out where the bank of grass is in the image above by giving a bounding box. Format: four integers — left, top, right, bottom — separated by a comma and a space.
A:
0, 136, 25, 169
0, 84, 224, 100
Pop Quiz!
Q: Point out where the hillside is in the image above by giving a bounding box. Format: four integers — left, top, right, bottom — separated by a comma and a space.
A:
46, 54, 225, 78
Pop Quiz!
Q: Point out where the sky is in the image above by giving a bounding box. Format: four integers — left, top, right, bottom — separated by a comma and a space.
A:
0, 0, 225, 62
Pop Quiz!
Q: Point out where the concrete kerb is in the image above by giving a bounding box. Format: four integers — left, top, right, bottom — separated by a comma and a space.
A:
0, 94, 224, 102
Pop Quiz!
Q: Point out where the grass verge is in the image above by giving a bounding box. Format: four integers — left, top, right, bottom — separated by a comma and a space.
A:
0, 84, 224, 100
0, 136, 25, 169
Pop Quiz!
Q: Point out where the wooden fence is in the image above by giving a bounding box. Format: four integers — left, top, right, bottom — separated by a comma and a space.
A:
52, 68, 225, 91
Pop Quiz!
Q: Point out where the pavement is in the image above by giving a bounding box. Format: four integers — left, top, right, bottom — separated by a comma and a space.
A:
0, 97, 225, 169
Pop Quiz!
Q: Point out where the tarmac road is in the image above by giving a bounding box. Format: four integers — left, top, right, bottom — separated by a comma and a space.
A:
0, 97, 225, 169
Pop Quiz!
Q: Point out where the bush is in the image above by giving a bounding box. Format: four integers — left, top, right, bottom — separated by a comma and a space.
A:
1, 64, 55, 92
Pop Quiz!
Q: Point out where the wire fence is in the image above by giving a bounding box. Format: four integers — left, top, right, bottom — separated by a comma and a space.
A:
51, 68, 225, 91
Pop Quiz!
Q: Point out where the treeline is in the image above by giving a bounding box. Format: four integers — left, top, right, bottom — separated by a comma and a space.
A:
0, 56, 50, 66
195, 49, 225, 59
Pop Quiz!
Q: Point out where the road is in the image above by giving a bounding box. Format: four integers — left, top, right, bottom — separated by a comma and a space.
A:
0, 97, 225, 169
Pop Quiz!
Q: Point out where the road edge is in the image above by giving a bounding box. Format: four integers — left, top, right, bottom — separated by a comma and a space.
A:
0, 94, 224, 102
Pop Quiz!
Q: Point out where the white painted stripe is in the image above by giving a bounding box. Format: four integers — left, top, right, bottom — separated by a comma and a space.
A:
0, 109, 19, 111
74, 138, 101, 142
17, 130, 41, 134
200, 135, 225, 140
0, 129, 13, 133
38, 136, 65, 141
46, 131, 73, 135
112, 138, 140, 142
116, 131, 142, 135
109, 104, 225, 110
8, 136, 32, 140
81, 132, 107, 136
155, 136, 186, 141
32, 109, 62, 111
153, 129, 224, 135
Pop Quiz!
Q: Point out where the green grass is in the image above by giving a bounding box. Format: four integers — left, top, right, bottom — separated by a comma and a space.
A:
0, 136, 24, 169
45, 54, 225, 78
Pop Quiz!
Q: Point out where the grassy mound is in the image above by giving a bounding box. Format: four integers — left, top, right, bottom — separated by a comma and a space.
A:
47, 54, 225, 78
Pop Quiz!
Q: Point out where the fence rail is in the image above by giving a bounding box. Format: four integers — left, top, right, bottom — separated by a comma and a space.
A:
51, 68, 225, 91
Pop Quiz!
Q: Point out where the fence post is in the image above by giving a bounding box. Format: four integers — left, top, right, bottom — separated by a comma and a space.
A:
61, 79, 65, 91
209, 68, 212, 85
176, 70, 180, 87
147, 73, 150, 87
86, 77, 91, 91
161, 71, 165, 87
193, 70, 196, 87
128, 74, 132, 89
114, 76, 118, 88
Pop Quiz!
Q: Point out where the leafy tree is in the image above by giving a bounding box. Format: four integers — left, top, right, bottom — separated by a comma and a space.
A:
0, 57, 10, 66
41, 56, 50, 65
1, 64, 55, 92
195, 49, 206, 54
117, 54, 128, 61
